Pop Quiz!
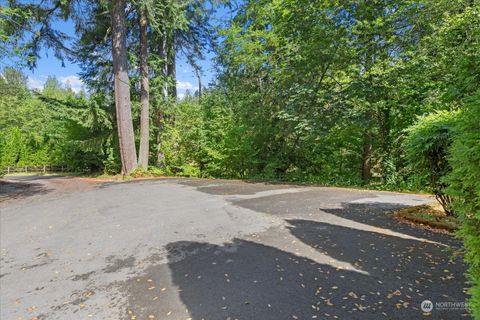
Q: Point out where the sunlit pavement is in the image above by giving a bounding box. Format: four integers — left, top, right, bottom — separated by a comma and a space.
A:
0, 177, 470, 319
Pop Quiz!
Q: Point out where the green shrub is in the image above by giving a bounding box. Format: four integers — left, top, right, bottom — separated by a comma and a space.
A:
0, 127, 22, 167
446, 93, 480, 318
404, 110, 459, 215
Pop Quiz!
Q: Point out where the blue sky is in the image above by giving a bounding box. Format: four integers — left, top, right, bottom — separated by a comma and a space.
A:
22, 21, 216, 97
24, 43, 217, 97
1, 3, 235, 97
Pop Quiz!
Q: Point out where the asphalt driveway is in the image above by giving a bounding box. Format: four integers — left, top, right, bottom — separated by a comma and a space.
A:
0, 176, 470, 319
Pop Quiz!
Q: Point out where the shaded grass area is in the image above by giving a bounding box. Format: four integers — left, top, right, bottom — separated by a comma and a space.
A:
392, 203, 458, 234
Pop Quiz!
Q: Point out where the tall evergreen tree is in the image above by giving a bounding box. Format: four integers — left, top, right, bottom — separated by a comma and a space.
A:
111, 0, 137, 174
138, 5, 150, 169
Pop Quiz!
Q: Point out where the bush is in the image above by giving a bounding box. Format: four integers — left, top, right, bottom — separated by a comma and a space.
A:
0, 127, 23, 167
446, 93, 480, 318
404, 110, 459, 215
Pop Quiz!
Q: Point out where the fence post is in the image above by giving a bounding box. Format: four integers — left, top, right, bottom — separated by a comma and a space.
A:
25, 166, 27, 173
7, 167, 10, 174
43, 165, 46, 173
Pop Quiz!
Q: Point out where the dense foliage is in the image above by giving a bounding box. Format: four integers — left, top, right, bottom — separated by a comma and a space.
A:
447, 97, 480, 318
404, 111, 458, 215
161, 0, 478, 188
0, 69, 116, 172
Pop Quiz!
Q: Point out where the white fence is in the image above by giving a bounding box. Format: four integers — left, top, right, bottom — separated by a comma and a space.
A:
2, 165, 66, 174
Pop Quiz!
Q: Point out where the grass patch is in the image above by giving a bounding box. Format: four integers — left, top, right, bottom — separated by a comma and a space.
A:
392, 203, 458, 233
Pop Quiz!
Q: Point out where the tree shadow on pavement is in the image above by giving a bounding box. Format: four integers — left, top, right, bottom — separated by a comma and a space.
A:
159, 237, 470, 320
286, 219, 468, 310
319, 202, 459, 245
0, 180, 52, 203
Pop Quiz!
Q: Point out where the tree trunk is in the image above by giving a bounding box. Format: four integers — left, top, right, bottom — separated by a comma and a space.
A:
111, 0, 137, 175
159, 31, 168, 100
155, 109, 165, 167
155, 30, 168, 166
167, 32, 176, 98
195, 67, 202, 100
361, 129, 373, 184
138, 7, 149, 170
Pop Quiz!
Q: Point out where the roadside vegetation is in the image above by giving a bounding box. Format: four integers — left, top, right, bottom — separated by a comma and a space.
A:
0, 0, 479, 316
393, 203, 459, 233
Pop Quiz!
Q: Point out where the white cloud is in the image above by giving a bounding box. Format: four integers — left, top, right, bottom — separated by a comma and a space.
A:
59, 75, 84, 93
178, 93, 186, 99
176, 80, 193, 90
27, 77, 45, 91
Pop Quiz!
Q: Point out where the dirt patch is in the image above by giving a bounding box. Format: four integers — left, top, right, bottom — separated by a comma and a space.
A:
44, 177, 99, 194
392, 203, 458, 234
0, 176, 102, 205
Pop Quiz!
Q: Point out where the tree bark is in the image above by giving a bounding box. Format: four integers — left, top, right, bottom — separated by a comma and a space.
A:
159, 31, 168, 100
195, 67, 202, 100
138, 7, 149, 169
155, 30, 168, 167
167, 32, 176, 98
361, 131, 372, 183
155, 109, 165, 167
111, 0, 137, 175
